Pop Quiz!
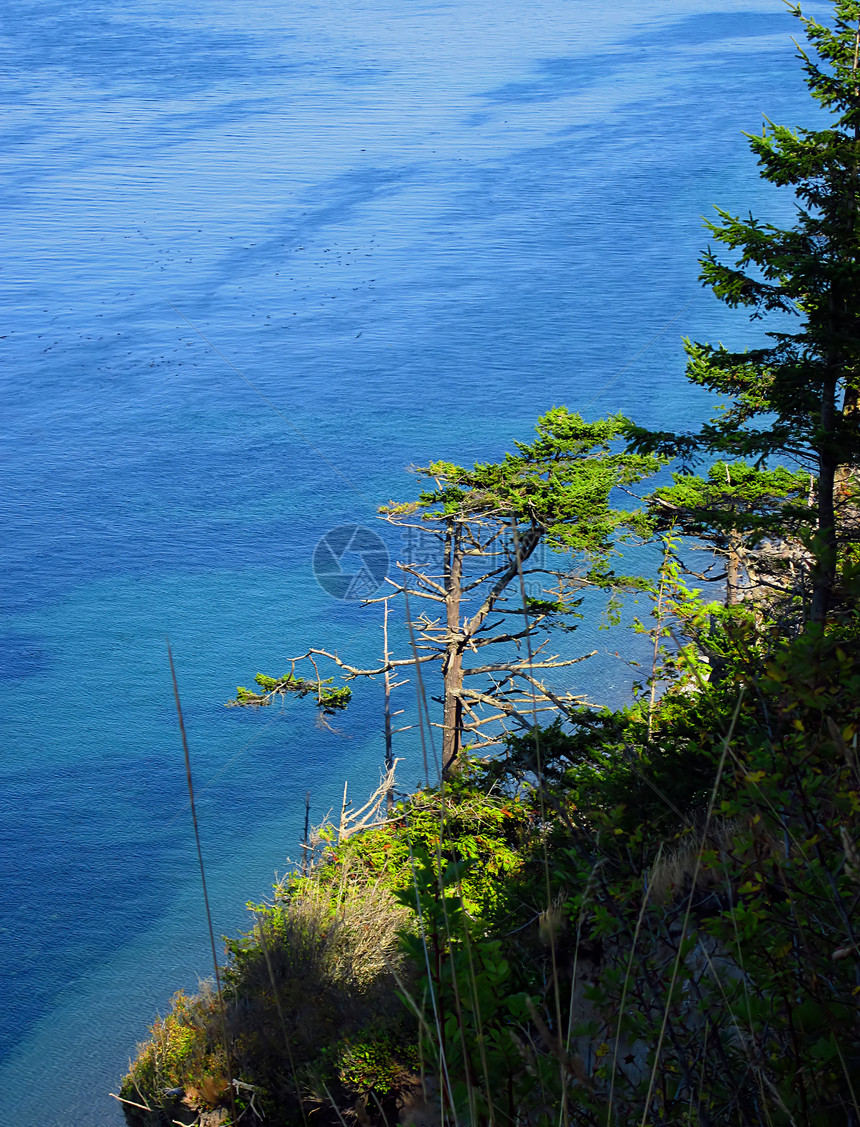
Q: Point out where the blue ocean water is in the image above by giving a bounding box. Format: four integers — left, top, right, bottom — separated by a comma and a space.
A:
0, 1, 821, 1122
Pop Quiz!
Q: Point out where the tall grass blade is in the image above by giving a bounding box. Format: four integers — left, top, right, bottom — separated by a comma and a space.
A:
253, 912, 309, 1127
607, 843, 663, 1121
511, 521, 569, 1127
403, 586, 440, 785
167, 639, 239, 1127
637, 688, 745, 1127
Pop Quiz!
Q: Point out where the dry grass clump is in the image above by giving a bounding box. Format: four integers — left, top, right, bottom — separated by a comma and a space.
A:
646, 817, 751, 906
120, 864, 415, 1127
269, 857, 410, 990
120, 983, 228, 1125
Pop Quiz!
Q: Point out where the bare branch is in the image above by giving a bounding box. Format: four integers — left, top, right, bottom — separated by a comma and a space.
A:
302, 647, 439, 679
395, 562, 447, 596
516, 670, 593, 714
462, 527, 545, 640
462, 650, 596, 677
465, 621, 551, 649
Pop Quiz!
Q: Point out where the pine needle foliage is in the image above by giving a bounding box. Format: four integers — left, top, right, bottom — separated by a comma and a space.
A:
627, 1, 860, 622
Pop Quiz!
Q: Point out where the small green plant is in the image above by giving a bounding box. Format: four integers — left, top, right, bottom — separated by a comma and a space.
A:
314, 1030, 419, 1097
230, 671, 352, 713
121, 987, 227, 1111
393, 849, 534, 1126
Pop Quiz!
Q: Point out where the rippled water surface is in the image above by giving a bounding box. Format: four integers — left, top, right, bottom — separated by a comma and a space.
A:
0, 1, 818, 1122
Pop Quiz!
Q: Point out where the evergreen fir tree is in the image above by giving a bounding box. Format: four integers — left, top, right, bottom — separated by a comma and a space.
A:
649, 460, 809, 607
631, 1, 860, 623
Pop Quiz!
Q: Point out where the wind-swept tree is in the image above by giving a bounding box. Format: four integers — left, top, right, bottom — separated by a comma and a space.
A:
629, 1, 860, 624
231, 408, 661, 777
649, 460, 810, 609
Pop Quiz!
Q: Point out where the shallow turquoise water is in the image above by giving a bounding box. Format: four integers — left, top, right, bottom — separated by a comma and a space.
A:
0, 1, 818, 1121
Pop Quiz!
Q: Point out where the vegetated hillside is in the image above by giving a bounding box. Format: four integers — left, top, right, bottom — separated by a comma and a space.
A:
120, 607, 860, 1125
120, 2, 860, 1123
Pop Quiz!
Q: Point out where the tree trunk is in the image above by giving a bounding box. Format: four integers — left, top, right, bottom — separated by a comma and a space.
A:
838, 44, 860, 511
811, 446, 838, 625
834, 383, 859, 505
816, 65, 860, 623
441, 525, 464, 778
440, 523, 543, 777
441, 653, 463, 777
811, 357, 839, 626
811, 263, 844, 627
725, 529, 743, 607
382, 598, 394, 812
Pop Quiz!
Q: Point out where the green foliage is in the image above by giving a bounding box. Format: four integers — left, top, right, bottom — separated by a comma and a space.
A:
393, 850, 537, 1125
305, 772, 534, 925
229, 671, 352, 713
420, 614, 860, 1123
126, 589, 860, 1125
228, 408, 665, 778
320, 1031, 419, 1096
122, 870, 413, 1126
120, 988, 228, 1113
626, 1, 860, 622
386, 407, 663, 562
650, 460, 810, 544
